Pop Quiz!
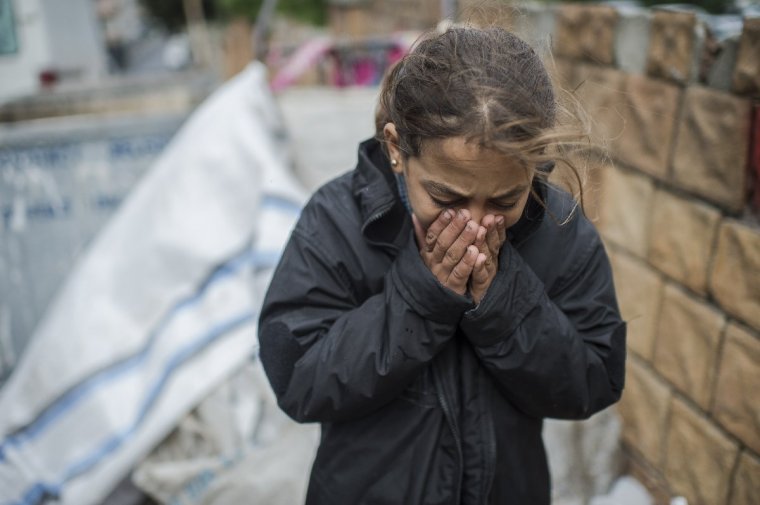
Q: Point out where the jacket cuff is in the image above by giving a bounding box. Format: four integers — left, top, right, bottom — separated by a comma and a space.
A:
391, 231, 474, 324
460, 244, 545, 346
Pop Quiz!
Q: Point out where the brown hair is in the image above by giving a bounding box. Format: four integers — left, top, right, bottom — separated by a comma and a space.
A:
377, 26, 592, 221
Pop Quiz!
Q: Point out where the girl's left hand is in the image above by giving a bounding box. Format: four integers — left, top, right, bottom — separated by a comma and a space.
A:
470, 214, 507, 304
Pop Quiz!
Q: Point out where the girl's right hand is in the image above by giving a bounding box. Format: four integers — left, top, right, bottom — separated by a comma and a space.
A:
412, 209, 487, 297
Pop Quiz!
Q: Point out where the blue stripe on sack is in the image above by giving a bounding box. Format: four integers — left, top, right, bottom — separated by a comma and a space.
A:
261, 193, 302, 215
0, 242, 284, 461
10, 310, 256, 505
0, 251, 241, 460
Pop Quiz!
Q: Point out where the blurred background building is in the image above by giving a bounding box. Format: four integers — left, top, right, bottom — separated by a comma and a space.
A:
1, 1, 759, 504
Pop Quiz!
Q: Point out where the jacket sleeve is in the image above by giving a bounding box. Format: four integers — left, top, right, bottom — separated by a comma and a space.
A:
258, 227, 473, 423
459, 227, 626, 420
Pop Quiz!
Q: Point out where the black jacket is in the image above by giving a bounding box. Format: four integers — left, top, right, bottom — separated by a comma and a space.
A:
259, 138, 626, 505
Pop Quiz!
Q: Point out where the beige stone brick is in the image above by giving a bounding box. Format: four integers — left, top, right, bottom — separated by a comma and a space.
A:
550, 57, 581, 92
574, 65, 628, 147
624, 452, 673, 505
646, 10, 698, 83
730, 451, 760, 505
654, 284, 725, 408
665, 399, 739, 505
713, 323, 760, 454
609, 253, 663, 360
671, 87, 751, 213
597, 166, 655, 258
614, 75, 681, 180
648, 190, 721, 295
710, 221, 760, 330
618, 358, 671, 466
554, 5, 618, 65
733, 17, 760, 95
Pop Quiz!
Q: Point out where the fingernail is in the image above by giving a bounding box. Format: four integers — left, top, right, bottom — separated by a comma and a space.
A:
458, 210, 467, 221
466, 221, 476, 231
496, 216, 505, 226
443, 210, 453, 221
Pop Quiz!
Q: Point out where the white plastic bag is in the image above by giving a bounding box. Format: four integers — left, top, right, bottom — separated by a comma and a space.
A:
0, 62, 307, 505
132, 360, 318, 505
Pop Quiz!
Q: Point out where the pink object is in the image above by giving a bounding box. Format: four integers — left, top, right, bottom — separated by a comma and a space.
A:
270, 36, 333, 92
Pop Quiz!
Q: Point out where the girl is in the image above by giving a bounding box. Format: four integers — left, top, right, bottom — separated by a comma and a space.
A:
259, 26, 626, 505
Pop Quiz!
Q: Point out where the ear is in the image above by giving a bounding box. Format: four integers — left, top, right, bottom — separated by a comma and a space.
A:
383, 123, 404, 175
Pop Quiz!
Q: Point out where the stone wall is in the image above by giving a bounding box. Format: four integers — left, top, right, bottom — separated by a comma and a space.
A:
502, 4, 760, 505
327, 0, 441, 38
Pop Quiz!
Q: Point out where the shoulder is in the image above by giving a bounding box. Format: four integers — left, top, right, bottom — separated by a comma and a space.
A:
294, 171, 363, 245
517, 185, 607, 292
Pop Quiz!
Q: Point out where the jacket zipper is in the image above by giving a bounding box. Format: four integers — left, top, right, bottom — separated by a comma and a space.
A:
432, 361, 463, 505
362, 201, 394, 232
481, 374, 497, 503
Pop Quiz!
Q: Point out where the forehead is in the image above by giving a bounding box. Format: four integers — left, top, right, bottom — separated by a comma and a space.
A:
413, 136, 530, 192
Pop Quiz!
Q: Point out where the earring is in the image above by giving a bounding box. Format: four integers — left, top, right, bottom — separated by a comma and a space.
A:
391, 159, 398, 167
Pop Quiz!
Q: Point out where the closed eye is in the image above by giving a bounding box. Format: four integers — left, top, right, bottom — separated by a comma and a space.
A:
430, 197, 465, 209
489, 201, 518, 211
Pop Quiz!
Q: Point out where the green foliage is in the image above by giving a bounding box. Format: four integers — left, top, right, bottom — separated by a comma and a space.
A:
140, 0, 327, 31
277, 0, 328, 25
140, 0, 218, 32
544, 0, 734, 15
216, 0, 264, 20
639, 0, 733, 14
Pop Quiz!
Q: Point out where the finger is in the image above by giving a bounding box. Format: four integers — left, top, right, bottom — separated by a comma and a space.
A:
496, 215, 507, 244
412, 213, 427, 252
423, 209, 454, 252
486, 224, 501, 260
431, 209, 470, 263
471, 252, 489, 284
446, 245, 478, 293
439, 219, 479, 273
474, 225, 487, 249
469, 252, 490, 304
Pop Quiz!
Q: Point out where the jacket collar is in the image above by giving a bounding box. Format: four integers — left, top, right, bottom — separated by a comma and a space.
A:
351, 137, 548, 250
352, 138, 411, 250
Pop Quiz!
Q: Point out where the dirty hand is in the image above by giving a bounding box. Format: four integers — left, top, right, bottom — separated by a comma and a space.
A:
412, 209, 487, 297
469, 214, 507, 305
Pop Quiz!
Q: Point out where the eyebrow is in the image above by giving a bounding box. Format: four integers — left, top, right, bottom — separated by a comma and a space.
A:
421, 180, 528, 200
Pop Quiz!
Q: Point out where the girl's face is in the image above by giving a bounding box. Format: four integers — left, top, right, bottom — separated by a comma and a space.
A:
385, 125, 533, 230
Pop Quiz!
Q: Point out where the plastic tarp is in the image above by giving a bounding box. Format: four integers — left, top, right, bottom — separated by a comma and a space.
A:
0, 62, 312, 505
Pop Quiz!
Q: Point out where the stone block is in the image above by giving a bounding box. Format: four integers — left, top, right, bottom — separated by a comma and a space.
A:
753, 104, 760, 214
710, 220, 760, 330
549, 57, 580, 93
618, 358, 671, 466
597, 166, 655, 258
671, 86, 751, 213
730, 451, 760, 505
614, 7, 651, 75
646, 10, 703, 83
574, 65, 628, 148
614, 75, 681, 179
665, 399, 739, 505
609, 253, 663, 360
554, 5, 618, 65
713, 323, 760, 454
512, 3, 556, 54
624, 452, 673, 505
654, 284, 725, 408
647, 190, 721, 295
733, 17, 760, 95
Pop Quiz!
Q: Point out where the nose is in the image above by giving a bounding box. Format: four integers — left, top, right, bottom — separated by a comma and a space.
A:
463, 206, 486, 226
